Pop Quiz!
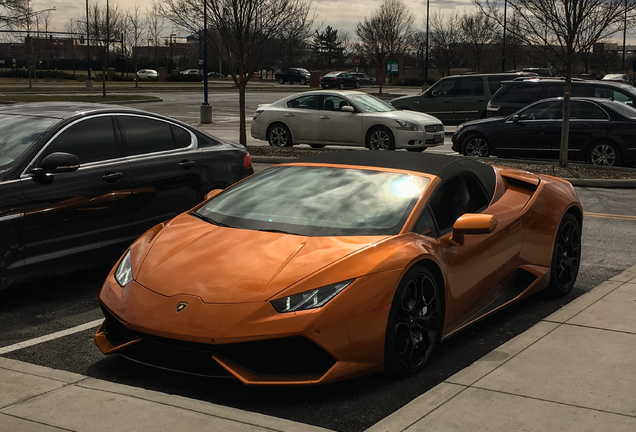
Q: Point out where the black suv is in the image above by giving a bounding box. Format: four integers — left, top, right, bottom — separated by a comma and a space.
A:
487, 78, 636, 117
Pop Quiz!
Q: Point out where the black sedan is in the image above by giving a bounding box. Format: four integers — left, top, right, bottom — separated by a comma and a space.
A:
320, 71, 360, 89
0, 102, 253, 290
452, 97, 636, 166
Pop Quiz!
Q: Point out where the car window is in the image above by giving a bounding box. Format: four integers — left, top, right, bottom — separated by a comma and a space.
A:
349, 94, 395, 112
43, 116, 121, 164
569, 101, 609, 120
171, 124, 193, 148
0, 115, 57, 168
456, 77, 484, 97
427, 175, 490, 235
498, 84, 542, 103
430, 78, 456, 97
487, 77, 506, 94
518, 101, 562, 120
119, 115, 175, 155
545, 83, 565, 98
592, 86, 636, 105
286, 95, 320, 110
323, 96, 349, 111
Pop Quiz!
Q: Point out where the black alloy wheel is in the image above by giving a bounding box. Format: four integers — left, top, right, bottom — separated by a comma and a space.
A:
462, 134, 491, 157
385, 265, 443, 377
548, 212, 581, 296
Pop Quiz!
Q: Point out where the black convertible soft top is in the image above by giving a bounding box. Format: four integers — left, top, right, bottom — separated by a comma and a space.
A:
293, 151, 496, 199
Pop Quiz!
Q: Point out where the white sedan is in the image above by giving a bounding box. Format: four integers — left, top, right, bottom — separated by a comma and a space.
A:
250, 90, 445, 151
136, 69, 158, 79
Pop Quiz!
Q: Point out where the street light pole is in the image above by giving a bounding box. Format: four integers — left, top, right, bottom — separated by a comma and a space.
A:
86, 0, 92, 90
201, 0, 211, 123
424, 0, 429, 85
169, 33, 176, 74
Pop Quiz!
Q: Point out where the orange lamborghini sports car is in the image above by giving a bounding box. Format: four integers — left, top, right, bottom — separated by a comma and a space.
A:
95, 152, 582, 385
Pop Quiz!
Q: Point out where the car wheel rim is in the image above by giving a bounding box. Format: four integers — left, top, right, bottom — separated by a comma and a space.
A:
591, 144, 616, 166
465, 138, 488, 157
269, 128, 288, 147
554, 219, 581, 289
370, 131, 390, 150
393, 273, 441, 370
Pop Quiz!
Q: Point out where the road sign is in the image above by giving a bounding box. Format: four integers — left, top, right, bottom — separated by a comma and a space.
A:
354, 56, 360, 66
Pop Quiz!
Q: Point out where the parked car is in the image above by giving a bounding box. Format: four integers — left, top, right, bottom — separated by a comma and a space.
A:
452, 97, 636, 166
181, 69, 200, 75
275, 68, 311, 85
351, 72, 376, 86
250, 90, 444, 151
0, 102, 253, 290
320, 71, 360, 89
487, 78, 636, 117
95, 151, 582, 385
207, 71, 225, 78
136, 69, 157, 79
602, 73, 633, 84
390, 72, 537, 124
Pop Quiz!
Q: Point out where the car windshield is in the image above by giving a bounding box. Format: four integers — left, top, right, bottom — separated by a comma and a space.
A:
349, 94, 396, 112
193, 165, 430, 236
0, 114, 57, 168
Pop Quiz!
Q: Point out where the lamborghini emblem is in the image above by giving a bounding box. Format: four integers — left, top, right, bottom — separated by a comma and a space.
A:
176, 302, 188, 313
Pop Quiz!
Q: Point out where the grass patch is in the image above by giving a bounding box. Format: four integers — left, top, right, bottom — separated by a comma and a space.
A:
0, 94, 160, 103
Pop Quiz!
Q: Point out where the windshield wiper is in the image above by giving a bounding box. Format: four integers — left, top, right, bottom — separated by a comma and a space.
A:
256, 227, 297, 235
192, 212, 235, 228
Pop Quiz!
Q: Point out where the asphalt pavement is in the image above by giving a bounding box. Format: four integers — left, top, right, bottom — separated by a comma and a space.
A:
2, 264, 635, 431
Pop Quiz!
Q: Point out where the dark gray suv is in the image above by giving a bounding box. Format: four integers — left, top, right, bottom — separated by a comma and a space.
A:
487, 78, 636, 117
390, 72, 536, 124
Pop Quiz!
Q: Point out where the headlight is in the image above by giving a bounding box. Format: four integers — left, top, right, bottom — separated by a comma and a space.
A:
115, 250, 133, 287
271, 279, 354, 313
455, 124, 464, 134
394, 119, 418, 131
252, 110, 263, 120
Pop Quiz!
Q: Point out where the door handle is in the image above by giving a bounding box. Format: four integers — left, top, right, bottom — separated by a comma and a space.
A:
320, 116, 330, 119
284, 113, 295, 117
102, 172, 123, 182
178, 160, 196, 169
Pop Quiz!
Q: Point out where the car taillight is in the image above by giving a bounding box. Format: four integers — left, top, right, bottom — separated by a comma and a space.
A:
243, 153, 252, 169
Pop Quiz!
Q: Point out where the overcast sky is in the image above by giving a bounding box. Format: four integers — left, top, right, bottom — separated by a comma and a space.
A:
36, 0, 479, 37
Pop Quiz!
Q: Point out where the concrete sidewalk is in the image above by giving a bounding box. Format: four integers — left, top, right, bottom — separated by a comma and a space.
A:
2, 264, 635, 431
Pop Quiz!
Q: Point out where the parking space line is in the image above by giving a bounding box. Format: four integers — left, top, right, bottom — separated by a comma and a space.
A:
0, 319, 103, 355
584, 212, 636, 221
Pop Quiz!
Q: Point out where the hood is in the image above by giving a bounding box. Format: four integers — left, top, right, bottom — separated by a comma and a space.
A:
135, 214, 383, 303
457, 116, 505, 129
386, 109, 441, 124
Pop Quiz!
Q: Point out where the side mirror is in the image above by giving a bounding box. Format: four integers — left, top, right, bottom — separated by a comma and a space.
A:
451, 213, 498, 246
512, 114, 521, 124
204, 189, 224, 201
341, 105, 355, 113
30, 152, 80, 175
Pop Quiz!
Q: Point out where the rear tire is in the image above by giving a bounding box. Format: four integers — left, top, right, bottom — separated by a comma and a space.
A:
385, 265, 443, 377
547, 212, 581, 296
267, 124, 293, 147
278, 78, 285, 84
589, 142, 621, 166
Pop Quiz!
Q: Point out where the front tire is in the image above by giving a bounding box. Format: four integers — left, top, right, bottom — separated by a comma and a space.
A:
367, 126, 395, 150
300, 79, 307, 85
278, 78, 285, 84
547, 212, 581, 296
267, 124, 293, 147
589, 142, 621, 166
462, 133, 491, 157
385, 265, 443, 377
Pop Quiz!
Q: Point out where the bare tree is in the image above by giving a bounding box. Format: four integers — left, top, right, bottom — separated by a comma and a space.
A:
461, 11, 498, 72
478, 0, 635, 167
158, 0, 314, 145
275, 9, 315, 70
356, 0, 414, 94
147, 5, 165, 71
125, 6, 147, 87
429, 10, 462, 77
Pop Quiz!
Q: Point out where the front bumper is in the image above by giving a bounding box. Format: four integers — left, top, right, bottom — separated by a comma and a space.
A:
95, 269, 401, 385
394, 128, 444, 150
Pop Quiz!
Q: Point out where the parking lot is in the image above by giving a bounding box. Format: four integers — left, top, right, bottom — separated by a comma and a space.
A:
2, 86, 636, 431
